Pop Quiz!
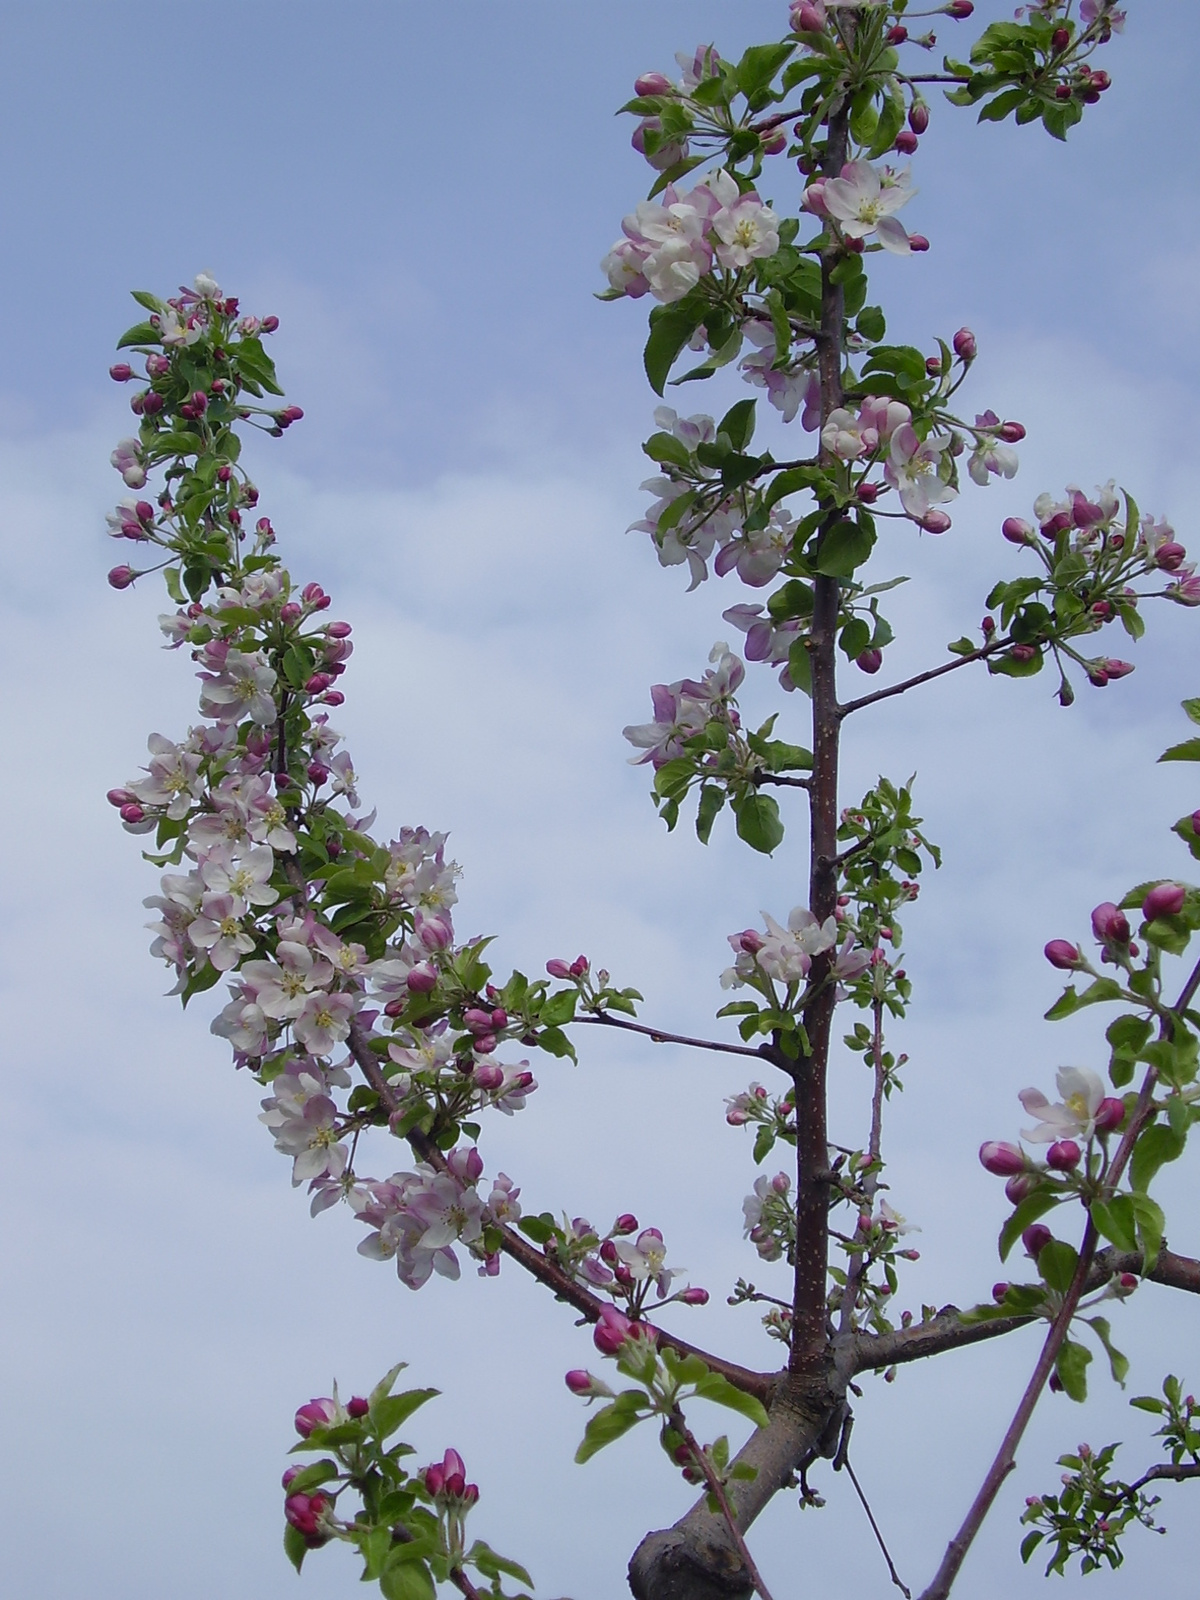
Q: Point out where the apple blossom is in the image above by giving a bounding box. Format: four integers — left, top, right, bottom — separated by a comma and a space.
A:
1019, 1067, 1106, 1144
885, 425, 957, 519
822, 160, 916, 253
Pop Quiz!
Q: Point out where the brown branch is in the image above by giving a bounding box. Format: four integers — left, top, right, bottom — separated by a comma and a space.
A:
344, 1020, 775, 1402
1126, 1462, 1200, 1497
672, 1412, 778, 1600
917, 953, 1200, 1600
838, 640, 1004, 718
576, 1010, 775, 1062
752, 771, 811, 791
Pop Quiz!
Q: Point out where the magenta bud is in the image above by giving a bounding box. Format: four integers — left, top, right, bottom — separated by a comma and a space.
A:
569, 956, 589, 977
760, 127, 787, 155
191, 390, 208, 412
1049, 1371, 1064, 1391
1093, 1097, 1125, 1134
565, 1369, 594, 1395
998, 420, 1026, 443
1191, 810, 1200, 836
946, 0, 974, 15
322, 690, 345, 705
909, 102, 930, 134
304, 672, 332, 693
680, 1287, 710, 1305
490, 1007, 508, 1029
260, 314, 280, 333
327, 619, 353, 637
1003, 515, 1035, 544
1044, 939, 1082, 970
1046, 1139, 1081, 1171
463, 1007, 494, 1032
979, 1140, 1025, 1177
119, 802, 145, 824
294, 1398, 337, 1437
109, 362, 133, 382
142, 391, 164, 415
894, 129, 918, 154
953, 327, 977, 361
992, 1282, 1009, 1302
472, 1033, 497, 1055
1118, 1272, 1138, 1291
855, 480, 880, 503
406, 964, 438, 993
346, 1396, 369, 1418
908, 234, 930, 252
614, 1213, 639, 1235
1051, 26, 1070, 50
1143, 882, 1186, 920
106, 787, 136, 807
107, 564, 137, 589
280, 602, 302, 623
277, 405, 304, 426
887, 25, 909, 44
856, 648, 883, 674
306, 762, 328, 786
424, 1465, 445, 1497
794, 2, 826, 30
1022, 1224, 1053, 1258
545, 958, 571, 978
981, 615, 996, 635
474, 1063, 504, 1090
634, 71, 672, 96
920, 509, 952, 534
282, 1465, 302, 1489
599, 1238, 618, 1264
1005, 1172, 1037, 1204
1091, 902, 1131, 944
593, 1304, 634, 1355
1155, 542, 1188, 571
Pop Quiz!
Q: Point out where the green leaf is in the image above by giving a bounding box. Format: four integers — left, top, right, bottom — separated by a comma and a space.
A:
372, 1388, 439, 1443
787, 636, 812, 696
856, 305, 886, 343
691, 1372, 770, 1429
644, 304, 704, 396
380, 1558, 437, 1600
1085, 1315, 1129, 1387
131, 289, 166, 314
1020, 1529, 1045, 1565
117, 320, 162, 349
518, 1213, 556, 1245
1038, 1238, 1079, 1295
1182, 698, 1200, 726
1160, 738, 1200, 763
642, 431, 693, 470
718, 398, 757, 452
752, 1124, 776, 1165
696, 783, 725, 845
1130, 1123, 1186, 1195
1044, 977, 1123, 1021
999, 1191, 1060, 1262
978, 85, 1028, 123
1089, 1195, 1137, 1253
284, 1522, 309, 1573
575, 1395, 649, 1463
1055, 1338, 1092, 1403
734, 792, 784, 855
1130, 1193, 1165, 1270
814, 519, 875, 578
736, 40, 795, 102
539, 989, 578, 1027
465, 1540, 535, 1589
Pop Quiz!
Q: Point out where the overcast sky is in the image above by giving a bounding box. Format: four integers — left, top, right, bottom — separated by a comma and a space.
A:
2, 4, 1200, 1598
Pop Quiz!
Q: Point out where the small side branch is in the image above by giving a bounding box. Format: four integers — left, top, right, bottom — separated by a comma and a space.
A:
753, 771, 811, 791
345, 1021, 775, 1401
836, 1428, 912, 1600
578, 1010, 775, 1062
838, 642, 1003, 719
1126, 1462, 1200, 1497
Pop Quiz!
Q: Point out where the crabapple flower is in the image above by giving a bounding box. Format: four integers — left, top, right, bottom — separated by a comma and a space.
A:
293, 990, 357, 1054
739, 324, 816, 423
968, 412, 1020, 485
707, 169, 780, 269
111, 437, 147, 488
613, 1227, 682, 1299
1019, 1067, 1106, 1144
199, 843, 279, 910
822, 407, 878, 461
821, 161, 916, 254
197, 649, 278, 726
885, 425, 957, 519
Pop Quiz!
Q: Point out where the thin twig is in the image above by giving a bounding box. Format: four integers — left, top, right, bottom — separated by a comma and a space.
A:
449, 1566, 485, 1600
838, 1444, 912, 1599
577, 1010, 773, 1061
673, 1412, 778, 1600
838, 640, 1004, 718
754, 770, 812, 791
1125, 1462, 1200, 1497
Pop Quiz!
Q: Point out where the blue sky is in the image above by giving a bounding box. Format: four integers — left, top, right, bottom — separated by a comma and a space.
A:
2, 4, 1200, 1598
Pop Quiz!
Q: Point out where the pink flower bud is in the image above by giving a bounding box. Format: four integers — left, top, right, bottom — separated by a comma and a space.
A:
1003, 517, 1035, 545
1101, 659, 1133, 680
887, 25, 909, 45
801, 180, 829, 217
490, 1007, 508, 1029
424, 1465, 445, 1497
998, 421, 1026, 443
569, 956, 589, 977
106, 787, 136, 807
327, 620, 353, 638
761, 127, 787, 155
1005, 1172, 1037, 1204
1155, 542, 1188, 571
474, 1063, 504, 1090
992, 1282, 1009, 1302
346, 1396, 369, 1418
894, 129, 918, 154
416, 913, 453, 951
1118, 1272, 1138, 1291
856, 648, 883, 674
614, 1213, 639, 1235
304, 672, 332, 693
793, 2, 826, 32
909, 102, 930, 134
953, 328, 977, 361
946, 0, 974, 15
277, 405, 304, 427
680, 1287, 709, 1305
405, 964, 437, 993
280, 602, 302, 623
599, 1238, 618, 1265
855, 480, 880, 503
726, 1108, 748, 1126
593, 1304, 634, 1355
1022, 1224, 1052, 1259
1046, 1139, 1081, 1171
1094, 1097, 1125, 1134
1143, 882, 1186, 920
1051, 26, 1070, 50
282, 1465, 302, 1489
979, 1141, 1025, 1177
119, 802, 145, 824
565, 1369, 594, 1395
1044, 939, 1082, 970
1091, 902, 1130, 944
920, 509, 952, 534
472, 1033, 497, 1055
107, 564, 137, 589
463, 1007, 494, 1033
322, 690, 345, 706
634, 71, 672, 96
1191, 810, 1200, 836
545, 958, 571, 978
294, 1397, 338, 1437
109, 362, 133, 382
908, 234, 930, 252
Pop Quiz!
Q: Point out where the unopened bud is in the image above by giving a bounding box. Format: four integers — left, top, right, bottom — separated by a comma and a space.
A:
107, 564, 137, 589
920, 509, 952, 534
634, 71, 672, 96
998, 420, 1026, 443
614, 1213, 639, 1235
856, 648, 883, 674
908, 102, 930, 134
1046, 1139, 1081, 1171
680, 1287, 710, 1305
908, 234, 930, 252
1051, 26, 1070, 51
894, 129, 918, 154
953, 327, 977, 361
1022, 1224, 1052, 1258
979, 1141, 1025, 1177
109, 362, 133, 381
1142, 882, 1186, 921
1044, 939, 1082, 970
346, 1396, 369, 1418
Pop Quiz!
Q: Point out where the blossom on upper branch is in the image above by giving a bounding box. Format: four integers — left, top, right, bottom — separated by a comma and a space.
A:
885, 425, 957, 520
818, 161, 917, 255
1019, 1067, 1106, 1144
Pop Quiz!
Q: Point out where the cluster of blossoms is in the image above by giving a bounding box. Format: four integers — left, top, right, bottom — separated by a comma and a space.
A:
1043, 883, 1191, 977
623, 642, 745, 768
980, 1066, 1126, 1187
721, 905, 870, 998
351, 1149, 520, 1288
803, 159, 919, 255
603, 168, 781, 305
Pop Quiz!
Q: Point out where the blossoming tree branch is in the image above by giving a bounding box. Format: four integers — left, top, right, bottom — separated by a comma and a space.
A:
100, 2, 1200, 1597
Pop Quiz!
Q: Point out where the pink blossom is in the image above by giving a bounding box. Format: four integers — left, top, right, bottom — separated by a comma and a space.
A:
1019, 1067, 1105, 1144
822, 160, 916, 254
885, 425, 957, 519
